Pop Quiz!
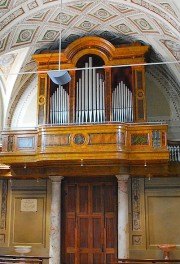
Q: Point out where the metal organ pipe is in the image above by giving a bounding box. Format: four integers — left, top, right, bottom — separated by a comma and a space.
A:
50, 85, 69, 124
112, 81, 133, 122
89, 57, 92, 122
92, 67, 96, 121
76, 57, 105, 123
50, 56, 133, 125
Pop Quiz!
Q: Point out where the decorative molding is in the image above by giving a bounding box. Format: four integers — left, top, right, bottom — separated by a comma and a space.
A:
132, 235, 142, 245
73, 134, 86, 145
17, 137, 35, 149
0, 234, 5, 244
0, 8, 24, 31
43, 134, 70, 146
131, 134, 149, 145
89, 132, 125, 145
0, 180, 8, 230
131, 178, 141, 231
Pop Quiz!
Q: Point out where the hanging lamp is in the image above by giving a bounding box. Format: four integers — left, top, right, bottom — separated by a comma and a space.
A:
47, 0, 71, 85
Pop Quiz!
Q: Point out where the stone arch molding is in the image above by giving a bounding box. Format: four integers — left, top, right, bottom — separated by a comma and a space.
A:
9, 76, 38, 129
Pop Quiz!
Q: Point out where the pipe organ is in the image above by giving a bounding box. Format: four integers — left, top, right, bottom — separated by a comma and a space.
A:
33, 36, 149, 125
112, 81, 133, 122
50, 85, 69, 124
75, 57, 105, 124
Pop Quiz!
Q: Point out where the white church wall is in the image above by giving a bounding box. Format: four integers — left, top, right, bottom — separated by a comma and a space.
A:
11, 77, 37, 129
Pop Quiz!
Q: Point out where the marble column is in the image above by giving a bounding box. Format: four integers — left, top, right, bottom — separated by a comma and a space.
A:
49, 176, 64, 264
116, 175, 129, 258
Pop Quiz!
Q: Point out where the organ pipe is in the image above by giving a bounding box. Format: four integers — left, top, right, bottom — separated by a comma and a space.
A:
112, 81, 133, 122
50, 56, 133, 124
50, 85, 69, 124
75, 57, 105, 123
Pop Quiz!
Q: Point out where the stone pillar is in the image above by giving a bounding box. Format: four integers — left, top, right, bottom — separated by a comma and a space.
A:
49, 176, 64, 264
116, 175, 129, 258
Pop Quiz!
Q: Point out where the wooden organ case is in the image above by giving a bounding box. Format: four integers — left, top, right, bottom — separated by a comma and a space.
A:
33, 36, 149, 125
1, 37, 169, 264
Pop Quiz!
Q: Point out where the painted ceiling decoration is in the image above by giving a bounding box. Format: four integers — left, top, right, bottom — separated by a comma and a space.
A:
0, 0, 180, 128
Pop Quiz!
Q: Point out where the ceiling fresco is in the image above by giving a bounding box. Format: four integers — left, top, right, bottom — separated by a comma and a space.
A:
0, 0, 180, 127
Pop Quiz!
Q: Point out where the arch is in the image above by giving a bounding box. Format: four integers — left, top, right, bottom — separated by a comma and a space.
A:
70, 48, 110, 66
64, 36, 115, 64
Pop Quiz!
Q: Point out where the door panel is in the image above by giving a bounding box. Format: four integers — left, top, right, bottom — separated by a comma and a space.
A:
92, 185, 103, 212
62, 178, 117, 264
79, 185, 89, 213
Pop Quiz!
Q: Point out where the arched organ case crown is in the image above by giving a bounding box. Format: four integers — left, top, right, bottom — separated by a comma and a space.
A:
33, 36, 149, 125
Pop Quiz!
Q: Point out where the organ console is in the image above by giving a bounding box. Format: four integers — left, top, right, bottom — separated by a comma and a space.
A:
33, 36, 149, 125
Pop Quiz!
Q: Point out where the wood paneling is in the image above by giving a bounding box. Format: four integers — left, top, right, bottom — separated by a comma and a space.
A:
62, 178, 117, 264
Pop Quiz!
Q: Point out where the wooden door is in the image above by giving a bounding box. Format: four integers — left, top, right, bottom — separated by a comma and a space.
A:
62, 178, 117, 264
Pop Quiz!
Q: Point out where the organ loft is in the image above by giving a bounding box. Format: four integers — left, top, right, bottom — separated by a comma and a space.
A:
1, 36, 169, 175
34, 36, 149, 126
0, 36, 170, 264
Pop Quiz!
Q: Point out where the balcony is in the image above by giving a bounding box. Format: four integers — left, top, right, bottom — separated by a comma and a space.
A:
0, 122, 171, 177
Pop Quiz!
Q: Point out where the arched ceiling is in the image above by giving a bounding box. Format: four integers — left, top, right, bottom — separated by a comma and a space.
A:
0, 0, 180, 127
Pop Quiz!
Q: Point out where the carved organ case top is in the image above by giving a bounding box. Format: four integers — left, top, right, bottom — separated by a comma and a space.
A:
33, 36, 149, 125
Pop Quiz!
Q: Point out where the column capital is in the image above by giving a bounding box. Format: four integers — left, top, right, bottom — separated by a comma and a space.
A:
116, 174, 129, 182
49, 176, 64, 182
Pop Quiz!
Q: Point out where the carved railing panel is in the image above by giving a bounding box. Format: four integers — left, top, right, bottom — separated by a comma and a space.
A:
0, 123, 169, 166
168, 140, 180, 162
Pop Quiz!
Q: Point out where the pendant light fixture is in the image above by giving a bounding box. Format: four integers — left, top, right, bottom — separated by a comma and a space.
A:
47, 0, 71, 85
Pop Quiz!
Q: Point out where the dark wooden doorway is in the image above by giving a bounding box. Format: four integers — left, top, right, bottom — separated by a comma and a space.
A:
61, 177, 117, 264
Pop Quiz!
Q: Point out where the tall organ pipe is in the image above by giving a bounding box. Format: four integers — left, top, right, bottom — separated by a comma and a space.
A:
50, 56, 133, 125
50, 85, 69, 124
76, 57, 105, 124
112, 81, 133, 122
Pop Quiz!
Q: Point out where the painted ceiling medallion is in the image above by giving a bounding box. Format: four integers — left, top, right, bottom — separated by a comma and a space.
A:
133, 18, 154, 31
17, 29, 34, 43
76, 20, 98, 32
113, 23, 133, 34
42, 30, 59, 41
90, 7, 117, 22
28, 11, 48, 21
54, 12, 75, 25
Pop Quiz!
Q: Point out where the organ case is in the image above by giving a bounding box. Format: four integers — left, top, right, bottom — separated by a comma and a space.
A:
33, 36, 149, 125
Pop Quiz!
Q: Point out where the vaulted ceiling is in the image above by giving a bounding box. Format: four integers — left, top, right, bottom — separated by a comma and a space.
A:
0, 0, 180, 131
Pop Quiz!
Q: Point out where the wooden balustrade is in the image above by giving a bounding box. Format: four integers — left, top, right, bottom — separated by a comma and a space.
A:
0, 123, 169, 167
